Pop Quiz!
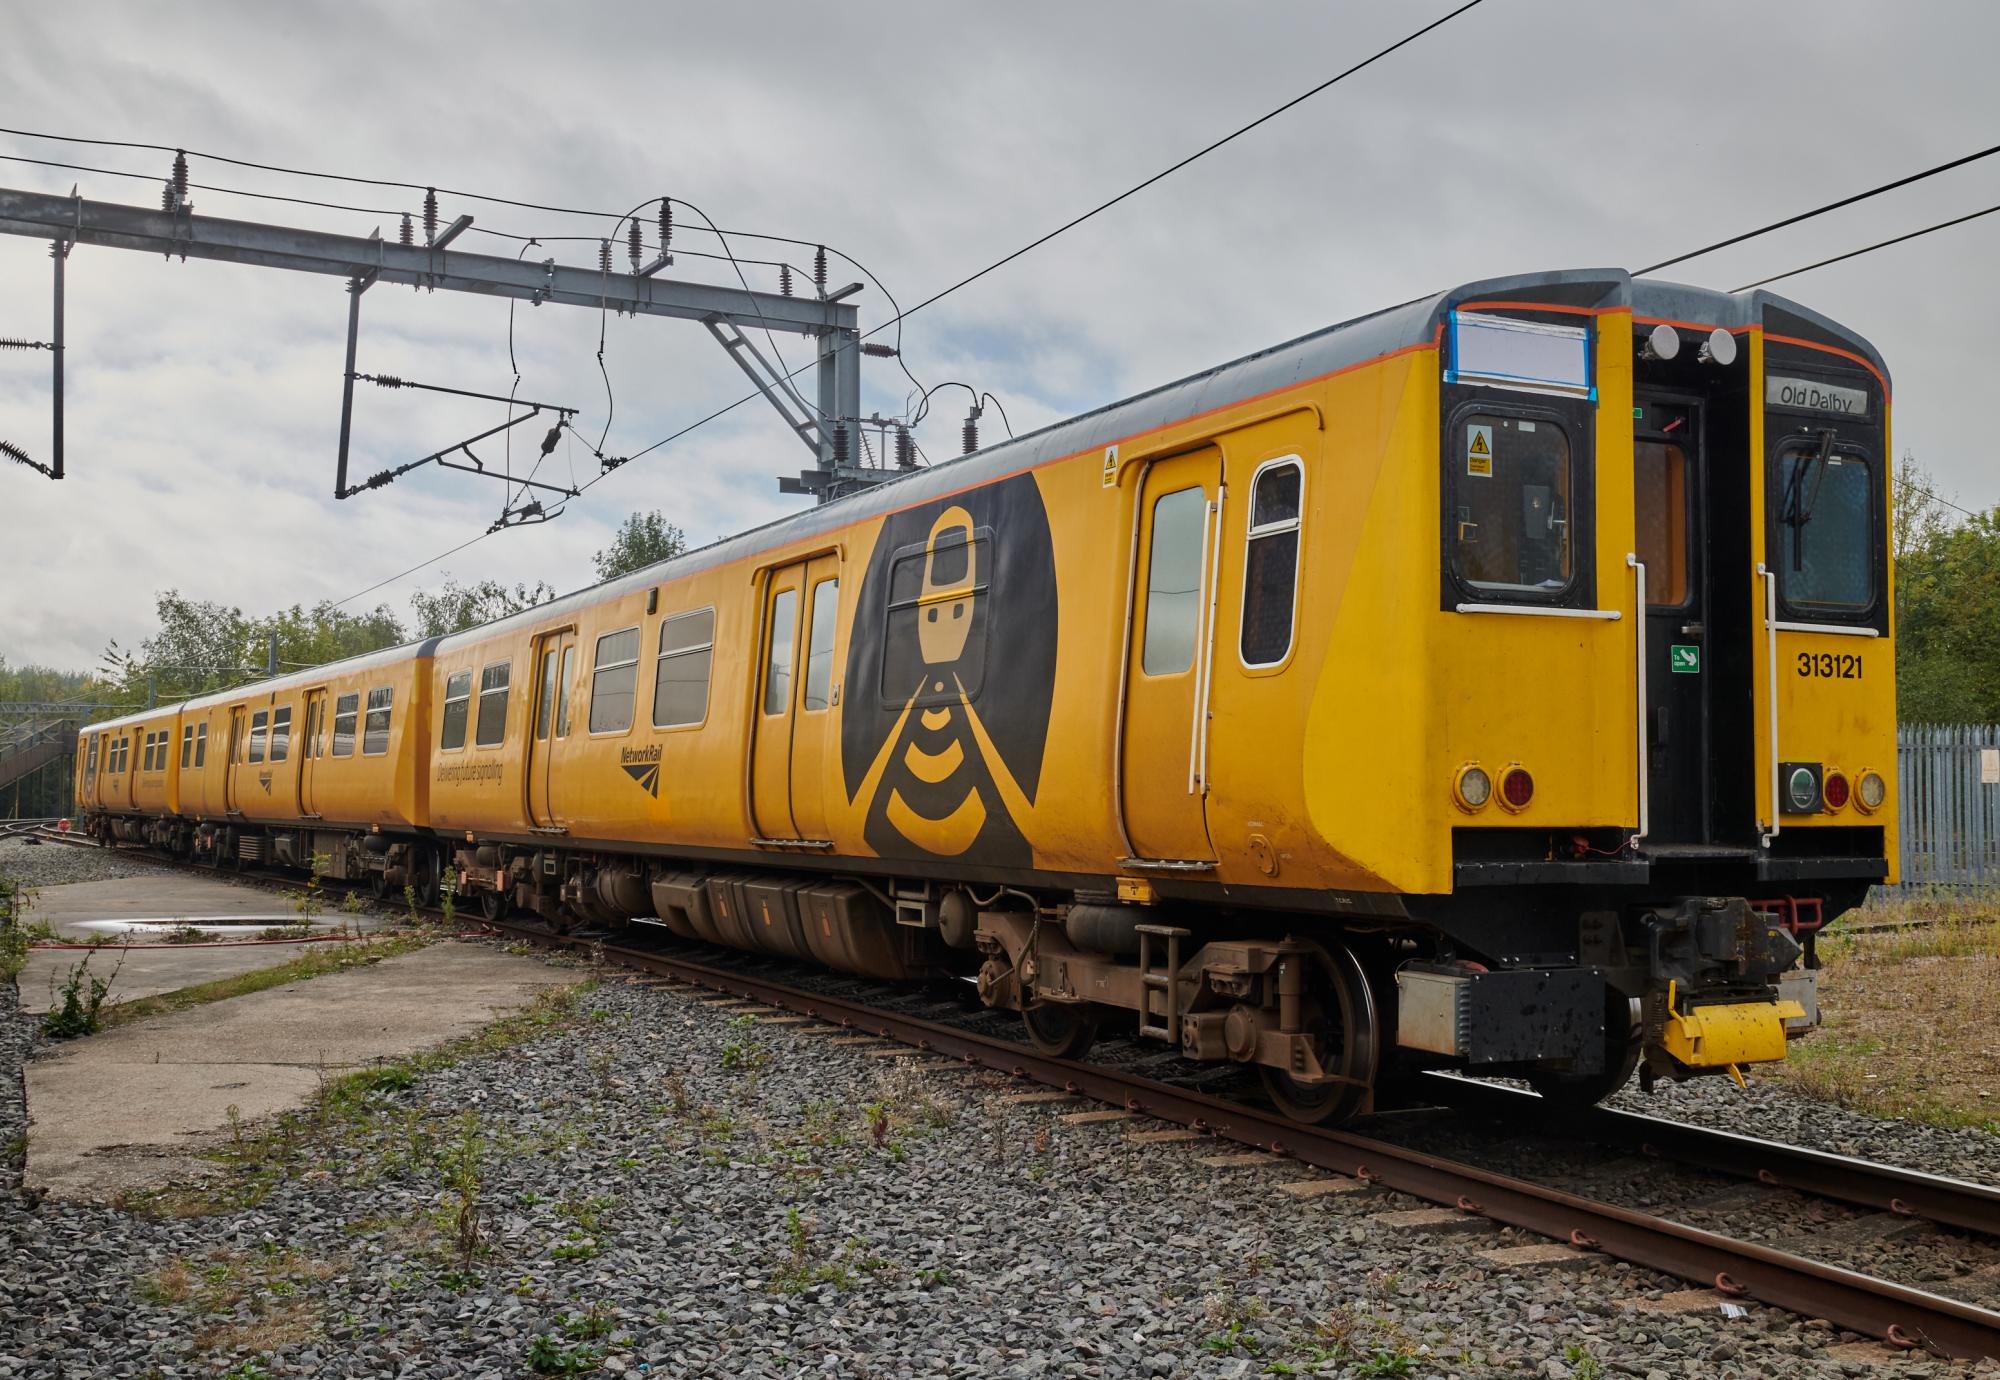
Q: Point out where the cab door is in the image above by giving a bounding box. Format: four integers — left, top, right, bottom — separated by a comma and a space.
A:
1634, 394, 1709, 843
526, 630, 576, 832
298, 688, 327, 818
1121, 448, 1224, 863
750, 564, 807, 841
789, 557, 843, 840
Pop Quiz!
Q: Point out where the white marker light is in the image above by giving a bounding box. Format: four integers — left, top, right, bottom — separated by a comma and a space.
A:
1699, 328, 1738, 367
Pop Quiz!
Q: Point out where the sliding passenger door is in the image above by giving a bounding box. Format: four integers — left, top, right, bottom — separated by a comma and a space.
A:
298, 688, 327, 818
223, 708, 244, 814
750, 563, 807, 841
526, 630, 576, 832
1120, 447, 1223, 864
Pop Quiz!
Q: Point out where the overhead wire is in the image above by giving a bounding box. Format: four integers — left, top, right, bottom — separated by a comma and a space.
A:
1635, 139, 2000, 276
1729, 200, 2000, 292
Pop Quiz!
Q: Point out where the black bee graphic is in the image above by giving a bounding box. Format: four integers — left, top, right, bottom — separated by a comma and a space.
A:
841, 474, 1058, 869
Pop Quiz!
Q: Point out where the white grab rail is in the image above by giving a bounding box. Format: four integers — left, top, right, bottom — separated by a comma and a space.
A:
1626, 553, 1648, 844
1757, 562, 1780, 846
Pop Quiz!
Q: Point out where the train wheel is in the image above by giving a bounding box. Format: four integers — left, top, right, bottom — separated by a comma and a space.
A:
408, 849, 442, 908
1022, 1002, 1098, 1060
368, 868, 392, 901
479, 888, 508, 924
1526, 993, 1643, 1110
1258, 940, 1380, 1125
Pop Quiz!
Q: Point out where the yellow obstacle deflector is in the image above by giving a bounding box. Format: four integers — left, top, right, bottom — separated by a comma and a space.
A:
1660, 1000, 1809, 1069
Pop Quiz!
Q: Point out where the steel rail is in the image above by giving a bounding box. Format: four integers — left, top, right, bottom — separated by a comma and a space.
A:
561, 933, 2000, 1360
1426, 1075, 2000, 1237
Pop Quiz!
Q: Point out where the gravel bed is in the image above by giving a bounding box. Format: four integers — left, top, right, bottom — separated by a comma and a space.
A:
0, 838, 171, 891
3, 954, 1991, 1379
1609, 1077, 2000, 1188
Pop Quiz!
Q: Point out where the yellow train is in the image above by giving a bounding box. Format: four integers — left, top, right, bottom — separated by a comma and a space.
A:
78, 268, 1896, 1122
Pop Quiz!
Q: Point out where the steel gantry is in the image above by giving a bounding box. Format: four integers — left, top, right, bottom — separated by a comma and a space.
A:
0, 185, 904, 503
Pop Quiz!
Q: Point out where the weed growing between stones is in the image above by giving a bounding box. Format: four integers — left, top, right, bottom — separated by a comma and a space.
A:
526, 1332, 599, 1374
40, 948, 121, 1038
442, 1112, 486, 1267
0, 865, 41, 979
161, 924, 222, 944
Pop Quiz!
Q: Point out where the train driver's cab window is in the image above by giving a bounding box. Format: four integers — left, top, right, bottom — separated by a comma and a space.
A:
476, 662, 511, 747
653, 608, 715, 729
440, 671, 473, 751
1450, 414, 1573, 597
590, 629, 640, 734
1241, 459, 1303, 667
332, 692, 360, 756
362, 688, 393, 756
1142, 487, 1207, 675
270, 706, 292, 763
1775, 435, 1875, 613
248, 711, 268, 764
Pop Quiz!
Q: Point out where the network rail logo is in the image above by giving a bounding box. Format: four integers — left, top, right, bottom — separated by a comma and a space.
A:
620, 744, 662, 798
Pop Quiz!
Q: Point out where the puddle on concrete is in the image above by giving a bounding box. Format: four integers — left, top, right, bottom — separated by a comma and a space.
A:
63, 915, 353, 940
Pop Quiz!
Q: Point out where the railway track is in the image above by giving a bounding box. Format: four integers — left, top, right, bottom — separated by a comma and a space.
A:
20, 830, 2000, 1360
0, 818, 60, 842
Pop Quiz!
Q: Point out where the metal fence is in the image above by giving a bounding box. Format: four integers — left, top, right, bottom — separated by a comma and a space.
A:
1892, 723, 2000, 892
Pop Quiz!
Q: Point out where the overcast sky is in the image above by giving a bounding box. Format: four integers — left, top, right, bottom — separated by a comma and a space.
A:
3, 1, 1995, 673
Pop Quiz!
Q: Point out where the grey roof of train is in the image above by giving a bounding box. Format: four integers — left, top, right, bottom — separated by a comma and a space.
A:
89, 267, 1883, 727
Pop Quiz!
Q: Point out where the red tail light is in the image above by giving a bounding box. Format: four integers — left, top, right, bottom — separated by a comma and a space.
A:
1500, 767, 1534, 810
1823, 771, 1850, 811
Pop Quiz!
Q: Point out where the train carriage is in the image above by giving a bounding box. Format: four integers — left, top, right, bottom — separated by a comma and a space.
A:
80, 267, 1897, 1123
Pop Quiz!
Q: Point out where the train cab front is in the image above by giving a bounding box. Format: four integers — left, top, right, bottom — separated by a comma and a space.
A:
1414, 274, 1895, 1103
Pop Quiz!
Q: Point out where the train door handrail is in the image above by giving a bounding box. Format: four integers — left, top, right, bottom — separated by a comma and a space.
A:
1756, 563, 1780, 846
1627, 553, 1648, 845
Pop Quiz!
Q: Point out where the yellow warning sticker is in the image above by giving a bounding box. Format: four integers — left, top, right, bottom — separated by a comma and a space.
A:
1467, 424, 1493, 477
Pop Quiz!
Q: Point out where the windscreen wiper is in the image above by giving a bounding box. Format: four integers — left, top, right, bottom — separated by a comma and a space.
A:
1781, 427, 1838, 572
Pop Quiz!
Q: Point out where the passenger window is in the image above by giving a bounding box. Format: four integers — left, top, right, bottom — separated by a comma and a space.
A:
249, 711, 268, 764
195, 723, 207, 768
536, 650, 557, 741
1241, 459, 1303, 667
181, 726, 193, 770
556, 647, 574, 737
331, 695, 357, 758
764, 589, 798, 715
653, 609, 715, 729
440, 671, 473, 751
1450, 413, 1573, 596
476, 662, 511, 747
879, 520, 990, 707
1142, 486, 1207, 676
363, 687, 393, 756
1634, 441, 1690, 606
589, 628, 641, 734
803, 579, 839, 711
1775, 439, 1874, 612
270, 706, 292, 763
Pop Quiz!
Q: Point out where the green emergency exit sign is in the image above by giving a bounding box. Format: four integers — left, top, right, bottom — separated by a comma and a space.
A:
1670, 645, 1700, 674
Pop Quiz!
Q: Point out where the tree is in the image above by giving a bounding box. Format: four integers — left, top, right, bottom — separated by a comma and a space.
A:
409, 576, 558, 638
593, 510, 687, 582
1893, 455, 2000, 724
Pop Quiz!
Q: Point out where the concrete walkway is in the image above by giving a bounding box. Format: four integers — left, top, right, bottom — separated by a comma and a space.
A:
24, 943, 574, 1201
21, 871, 394, 1012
